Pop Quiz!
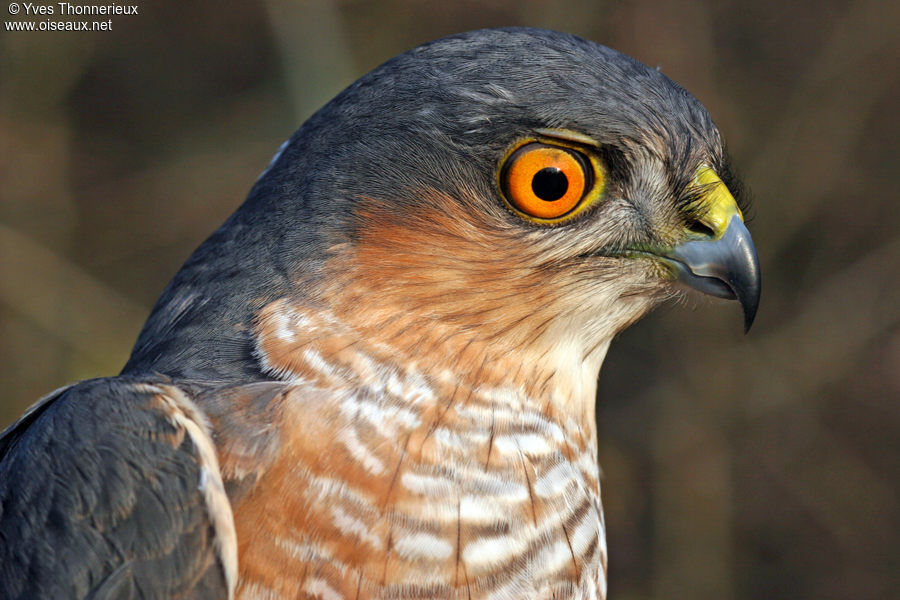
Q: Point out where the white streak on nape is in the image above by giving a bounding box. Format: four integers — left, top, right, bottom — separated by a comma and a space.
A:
337, 426, 385, 475
455, 87, 513, 105
303, 577, 344, 600
462, 534, 528, 572
256, 138, 290, 182
401, 471, 454, 497
493, 433, 553, 457
393, 531, 453, 562
534, 461, 578, 499
570, 510, 602, 556
331, 505, 383, 550
459, 495, 508, 524
484, 82, 516, 101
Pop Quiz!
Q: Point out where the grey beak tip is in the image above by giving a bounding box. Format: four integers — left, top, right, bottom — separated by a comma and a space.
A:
732, 222, 761, 333
743, 299, 758, 333
668, 215, 761, 333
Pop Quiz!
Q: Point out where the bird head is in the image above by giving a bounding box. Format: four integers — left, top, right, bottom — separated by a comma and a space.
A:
129, 28, 760, 393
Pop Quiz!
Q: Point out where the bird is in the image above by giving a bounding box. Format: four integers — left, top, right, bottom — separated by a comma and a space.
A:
0, 27, 760, 600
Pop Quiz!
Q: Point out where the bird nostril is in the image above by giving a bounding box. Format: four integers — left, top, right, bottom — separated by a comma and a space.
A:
686, 219, 716, 238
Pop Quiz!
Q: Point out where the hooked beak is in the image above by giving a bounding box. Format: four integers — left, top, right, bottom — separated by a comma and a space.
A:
662, 214, 761, 332
657, 166, 761, 332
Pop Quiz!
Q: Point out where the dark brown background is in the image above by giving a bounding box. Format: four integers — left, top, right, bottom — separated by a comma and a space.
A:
1, 1, 897, 599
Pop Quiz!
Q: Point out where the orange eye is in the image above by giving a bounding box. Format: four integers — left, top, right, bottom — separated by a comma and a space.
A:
501, 143, 593, 220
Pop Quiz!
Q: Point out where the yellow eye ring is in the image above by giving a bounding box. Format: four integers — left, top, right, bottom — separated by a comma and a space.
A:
499, 142, 604, 222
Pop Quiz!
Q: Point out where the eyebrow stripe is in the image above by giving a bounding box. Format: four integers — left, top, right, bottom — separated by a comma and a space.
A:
534, 128, 600, 147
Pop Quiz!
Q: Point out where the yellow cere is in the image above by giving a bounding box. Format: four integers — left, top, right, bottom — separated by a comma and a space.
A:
692, 165, 744, 239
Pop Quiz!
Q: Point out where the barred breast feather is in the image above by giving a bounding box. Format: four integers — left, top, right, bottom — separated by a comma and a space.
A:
202, 300, 609, 600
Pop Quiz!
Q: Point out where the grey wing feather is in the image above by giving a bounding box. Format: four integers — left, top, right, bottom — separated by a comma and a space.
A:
0, 377, 234, 600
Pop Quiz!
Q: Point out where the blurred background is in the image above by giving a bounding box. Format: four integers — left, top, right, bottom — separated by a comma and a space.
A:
1, 1, 897, 598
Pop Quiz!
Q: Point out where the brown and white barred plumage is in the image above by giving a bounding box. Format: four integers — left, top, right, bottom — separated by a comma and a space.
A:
208, 194, 643, 599
211, 302, 607, 600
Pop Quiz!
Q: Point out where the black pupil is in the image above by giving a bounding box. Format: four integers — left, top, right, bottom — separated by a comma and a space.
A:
532, 167, 569, 201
